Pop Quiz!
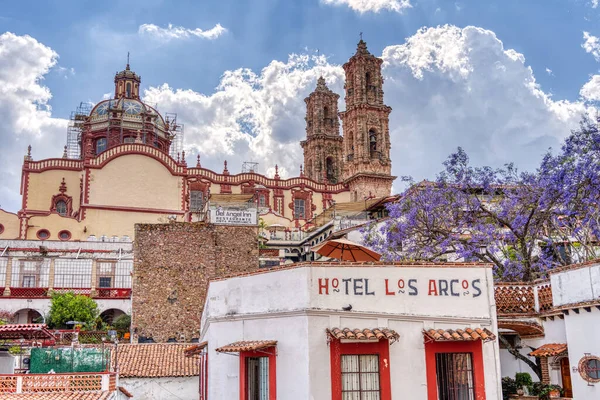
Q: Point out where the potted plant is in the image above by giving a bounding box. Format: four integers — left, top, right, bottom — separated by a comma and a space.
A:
515, 372, 533, 395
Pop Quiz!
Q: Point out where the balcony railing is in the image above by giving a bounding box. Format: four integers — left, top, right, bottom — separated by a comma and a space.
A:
0, 372, 116, 394
5, 287, 131, 299
494, 281, 554, 316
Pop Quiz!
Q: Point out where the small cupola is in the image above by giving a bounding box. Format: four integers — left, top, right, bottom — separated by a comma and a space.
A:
114, 53, 141, 99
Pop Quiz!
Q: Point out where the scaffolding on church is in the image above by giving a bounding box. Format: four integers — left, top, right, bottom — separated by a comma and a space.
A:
66, 102, 92, 159
165, 113, 184, 159
242, 161, 259, 174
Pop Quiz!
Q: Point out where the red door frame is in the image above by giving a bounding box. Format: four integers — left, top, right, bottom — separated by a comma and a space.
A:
424, 340, 486, 400
329, 339, 392, 400
239, 348, 277, 400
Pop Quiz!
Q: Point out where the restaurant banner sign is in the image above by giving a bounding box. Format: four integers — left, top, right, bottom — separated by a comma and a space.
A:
210, 208, 257, 225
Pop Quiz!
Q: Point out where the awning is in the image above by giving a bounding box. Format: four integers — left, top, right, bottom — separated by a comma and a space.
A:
215, 340, 277, 353
423, 328, 496, 343
529, 343, 568, 357
184, 341, 208, 357
327, 328, 400, 343
497, 320, 544, 338
0, 323, 55, 341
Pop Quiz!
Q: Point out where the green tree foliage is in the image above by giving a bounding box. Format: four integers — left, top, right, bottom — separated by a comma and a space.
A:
48, 292, 99, 329
112, 314, 131, 331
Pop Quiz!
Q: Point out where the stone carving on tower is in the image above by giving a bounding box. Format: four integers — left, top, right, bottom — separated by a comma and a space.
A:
301, 77, 344, 184
340, 39, 395, 200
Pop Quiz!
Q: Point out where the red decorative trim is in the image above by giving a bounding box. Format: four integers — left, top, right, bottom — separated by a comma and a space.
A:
425, 340, 486, 400
88, 145, 185, 176
239, 348, 276, 400
330, 339, 391, 400
82, 204, 185, 215
36, 229, 50, 240
58, 230, 72, 241
6, 247, 112, 253
50, 189, 73, 217
0, 224, 4, 235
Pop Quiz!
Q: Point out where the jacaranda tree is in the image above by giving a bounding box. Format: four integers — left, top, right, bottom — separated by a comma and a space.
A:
364, 118, 600, 282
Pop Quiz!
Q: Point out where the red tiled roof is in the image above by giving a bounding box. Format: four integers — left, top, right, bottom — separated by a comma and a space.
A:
423, 328, 496, 342
529, 343, 568, 357
1, 392, 111, 400
216, 340, 277, 353
115, 343, 199, 378
0, 324, 55, 340
497, 320, 545, 338
326, 328, 400, 343
184, 341, 208, 357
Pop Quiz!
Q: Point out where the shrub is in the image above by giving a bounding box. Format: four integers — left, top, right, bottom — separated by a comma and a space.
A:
48, 292, 99, 329
112, 314, 131, 332
501, 376, 518, 400
515, 372, 533, 391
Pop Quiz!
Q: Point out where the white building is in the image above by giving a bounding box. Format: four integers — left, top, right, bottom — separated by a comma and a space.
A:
199, 261, 502, 400
498, 260, 600, 399
0, 239, 132, 324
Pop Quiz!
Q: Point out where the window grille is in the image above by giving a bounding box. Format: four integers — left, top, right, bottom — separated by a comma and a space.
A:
54, 259, 92, 288
258, 194, 266, 208
246, 357, 269, 400
435, 352, 475, 400
190, 191, 204, 211
341, 354, 381, 400
11, 259, 50, 287
294, 199, 305, 219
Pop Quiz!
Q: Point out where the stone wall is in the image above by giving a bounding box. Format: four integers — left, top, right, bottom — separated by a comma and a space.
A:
132, 222, 259, 342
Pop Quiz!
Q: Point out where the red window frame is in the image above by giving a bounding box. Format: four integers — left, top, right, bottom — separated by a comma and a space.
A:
239, 348, 277, 400
425, 340, 486, 400
330, 339, 392, 400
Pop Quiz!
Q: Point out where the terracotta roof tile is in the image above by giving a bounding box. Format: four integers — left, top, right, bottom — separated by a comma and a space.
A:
0, 324, 55, 340
423, 328, 496, 342
115, 343, 199, 378
529, 343, 568, 357
215, 340, 277, 353
1, 392, 111, 400
184, 341, 208, 357
326, 328, 400, 343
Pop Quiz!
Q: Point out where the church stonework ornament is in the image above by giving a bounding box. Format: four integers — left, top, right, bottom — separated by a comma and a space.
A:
50, 178, 73, 217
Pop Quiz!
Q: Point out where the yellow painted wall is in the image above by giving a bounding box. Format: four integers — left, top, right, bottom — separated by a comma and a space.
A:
0, 209, 20, 239
26, 209, 185, 241
88, 154, 182, 210
26, 170, 83, 212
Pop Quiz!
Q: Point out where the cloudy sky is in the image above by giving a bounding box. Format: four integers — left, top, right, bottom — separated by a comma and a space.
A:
1, 0, 600, 211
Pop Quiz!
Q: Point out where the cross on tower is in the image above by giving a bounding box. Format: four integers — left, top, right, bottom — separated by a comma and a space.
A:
360, 32, 363, 41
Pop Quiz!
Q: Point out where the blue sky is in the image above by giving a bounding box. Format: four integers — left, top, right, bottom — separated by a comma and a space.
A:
1, 0, 600, 211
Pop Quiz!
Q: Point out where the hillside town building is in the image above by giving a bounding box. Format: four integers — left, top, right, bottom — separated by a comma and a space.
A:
199, 261, 502, 400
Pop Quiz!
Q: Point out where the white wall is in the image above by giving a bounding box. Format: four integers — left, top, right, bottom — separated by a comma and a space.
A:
118, 377, 198, 400
202, 265, 501, 400
564, 307, 600, 399
551, 263, 600, 306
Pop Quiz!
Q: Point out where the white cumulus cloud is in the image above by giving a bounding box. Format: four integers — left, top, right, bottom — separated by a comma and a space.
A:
582, 31, 600, 61
138, 23, 227, 41
581, 75, 600, 101
321, 0, 412, 14
0, 32, 68, 211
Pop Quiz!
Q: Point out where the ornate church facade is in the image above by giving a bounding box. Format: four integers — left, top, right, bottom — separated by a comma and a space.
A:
0, 40, 395, 241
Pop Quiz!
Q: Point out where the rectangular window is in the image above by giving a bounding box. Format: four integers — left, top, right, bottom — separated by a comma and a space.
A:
341, 354, 381, 400
190, 190, 204, 211
98, 277, 112, 288
22, 275, 36, 288
96, 138, 107, 155
259, 194, 266, 208
435, 353, 475, 400
294, 198, 305, 219
246, 357, 269, 400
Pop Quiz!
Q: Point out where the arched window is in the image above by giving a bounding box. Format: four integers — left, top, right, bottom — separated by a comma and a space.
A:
55, 200, 67, 216
369, 129, 377, 156
347, 131, 354, 161
96, 138, 107, 154
326, 157, 335, 183
126, 82, 132, 98
324, 106, 329, 121
365, 72, 371, 89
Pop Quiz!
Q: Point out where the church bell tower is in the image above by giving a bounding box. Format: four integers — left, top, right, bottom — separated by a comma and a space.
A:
301, 77, 344, 184
340, 39, 395, 200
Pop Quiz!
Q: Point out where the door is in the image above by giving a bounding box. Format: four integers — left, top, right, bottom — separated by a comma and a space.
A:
560, 357, 573, 398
